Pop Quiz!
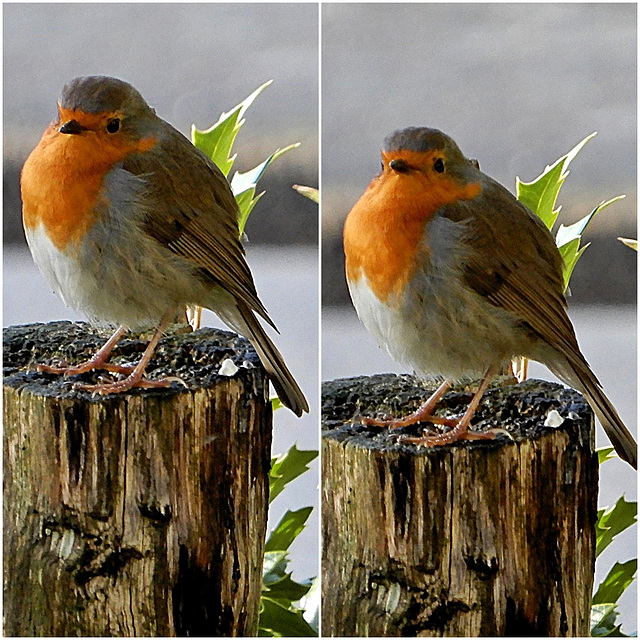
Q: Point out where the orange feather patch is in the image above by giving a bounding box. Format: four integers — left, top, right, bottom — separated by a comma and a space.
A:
21, 108, 156, 252
344, 149, 481, 304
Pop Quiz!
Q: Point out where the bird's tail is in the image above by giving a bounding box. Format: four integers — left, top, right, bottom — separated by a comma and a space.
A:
549, 354, 637, 469
223, 303, 309, 417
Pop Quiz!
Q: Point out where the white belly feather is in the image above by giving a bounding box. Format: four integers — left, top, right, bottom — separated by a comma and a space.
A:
347, 216, 533, 379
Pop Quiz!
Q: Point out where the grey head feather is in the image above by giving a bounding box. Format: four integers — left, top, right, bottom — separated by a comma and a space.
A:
60, 76, 153, 117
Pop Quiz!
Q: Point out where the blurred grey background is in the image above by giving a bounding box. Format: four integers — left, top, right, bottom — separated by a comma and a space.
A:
4, 3, 319, 584
322, 3, 636, 307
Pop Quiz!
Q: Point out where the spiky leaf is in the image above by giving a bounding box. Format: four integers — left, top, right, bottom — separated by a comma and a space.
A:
590, 603, 626, 637
191, 80, 273, 176
516, 132, 597, 230
259, 597, 317, 637
596, 497, 637, 557
593, 560, 637, 605
270, 446, 318, 505
598, 447, 616, 465
265, 507, 313, 552
293, 185, 319, 203
231, 143, 300, 232
555, 196, 625, 287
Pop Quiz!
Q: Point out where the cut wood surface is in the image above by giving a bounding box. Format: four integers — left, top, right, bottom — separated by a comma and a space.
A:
322, 374, 598, 637
4, 322, 272, 637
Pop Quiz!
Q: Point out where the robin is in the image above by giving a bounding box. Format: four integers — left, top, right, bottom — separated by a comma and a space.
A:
20, 75, 308, 416
343, 126, 637, 468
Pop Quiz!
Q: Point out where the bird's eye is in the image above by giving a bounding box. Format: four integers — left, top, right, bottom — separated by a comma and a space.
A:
106, 118, 120, 134
433, 158, 445, 173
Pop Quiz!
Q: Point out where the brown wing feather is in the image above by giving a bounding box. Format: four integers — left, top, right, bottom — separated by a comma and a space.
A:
122, 121, 275, 328
442, 177, 581, 357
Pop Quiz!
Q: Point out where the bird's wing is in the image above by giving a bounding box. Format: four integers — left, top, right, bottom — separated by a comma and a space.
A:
440, 177, 581, 358
122, 123, 274, 327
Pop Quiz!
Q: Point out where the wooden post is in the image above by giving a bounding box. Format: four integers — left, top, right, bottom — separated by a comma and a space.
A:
3, 321, 272, 637
322, 374, 598, 637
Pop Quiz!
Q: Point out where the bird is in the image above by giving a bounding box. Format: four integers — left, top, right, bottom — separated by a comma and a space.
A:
343, 126, 636, 468
20, 75, 308, 416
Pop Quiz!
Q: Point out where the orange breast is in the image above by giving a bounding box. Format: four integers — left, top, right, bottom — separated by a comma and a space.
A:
344, 164, 481, 304
21, 122, 156, 252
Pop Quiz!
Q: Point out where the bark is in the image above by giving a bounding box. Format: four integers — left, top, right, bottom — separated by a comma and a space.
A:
4, 321, 272, 637
321, 374, 598, 637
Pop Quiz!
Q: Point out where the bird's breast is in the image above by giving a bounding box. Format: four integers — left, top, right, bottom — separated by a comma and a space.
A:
343, 172, 481, 305
21, 125, 156, 253
344, 177, 430, 305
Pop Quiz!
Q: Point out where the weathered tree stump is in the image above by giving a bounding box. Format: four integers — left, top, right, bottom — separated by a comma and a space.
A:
4, 321, 273, 637
322, 374, 598, 637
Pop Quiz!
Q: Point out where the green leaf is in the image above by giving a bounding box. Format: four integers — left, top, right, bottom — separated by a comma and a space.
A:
263, 549, 288, 576
596, 496, 637, 557
555, 196, 625, 287
261, 551, 316, 635
558, 239, 588, 290
235, 189, 264, 233
231, 144, 300, 233
265, 507, 313, 552
593, 560, 637, 605
263, 575, 310, 603
259, 597, 317, 637
293, 185, 319, 203
598, 447, 616, 465
270, 445, 318, 505
516, 132, 597, 230
263, 572, 310, 602
191, 80, 273, 176
591, 603, 626, 637
516, 162, 563, 230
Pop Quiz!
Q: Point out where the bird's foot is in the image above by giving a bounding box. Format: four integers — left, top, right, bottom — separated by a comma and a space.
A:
73, 372, 172, 395
362, 412, 459, 430
361, 379, 454, 429
400, 422, 503, 447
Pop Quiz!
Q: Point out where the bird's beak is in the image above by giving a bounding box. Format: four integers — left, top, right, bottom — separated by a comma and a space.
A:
389, 158, 412, 173
59, 119, 85, 135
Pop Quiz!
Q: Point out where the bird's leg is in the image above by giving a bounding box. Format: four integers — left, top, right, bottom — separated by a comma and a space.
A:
362, 379, 457, 429
74, 312, 175, 394
401, 366, 498, 446
37, 325, 135, 376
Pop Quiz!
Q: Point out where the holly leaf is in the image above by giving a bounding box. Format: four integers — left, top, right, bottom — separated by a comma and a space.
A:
230, 144, 300, 233
270, 445, 318, 505
191, 80, 273, 176
293, 185, 319, 203
556, 196, 625, 288
265, 507, 313, 553
597, 447, 616, 465
259, 597, 317, 637
596, 497, 637, 557
516, 132, 597, 230
590, 603, 626, 637
593, 560, 637, 605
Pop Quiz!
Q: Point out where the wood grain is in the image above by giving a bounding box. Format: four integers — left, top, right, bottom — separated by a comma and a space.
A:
322, 374, 598, 637
4, 322, 272, 637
